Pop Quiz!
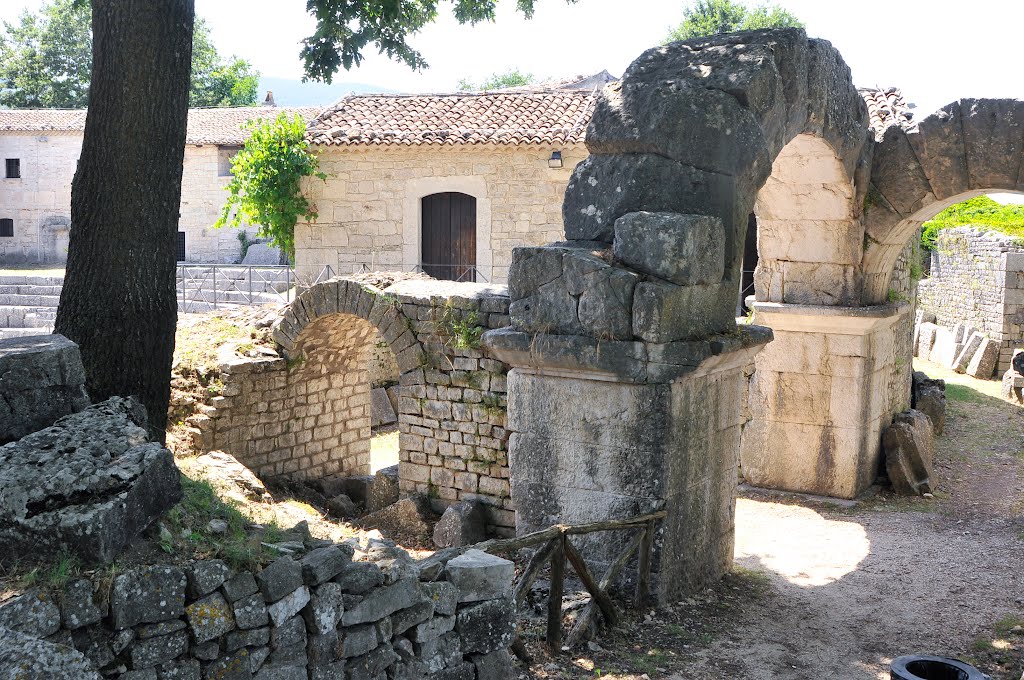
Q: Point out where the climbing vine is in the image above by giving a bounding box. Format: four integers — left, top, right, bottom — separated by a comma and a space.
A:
215, 113, 326, 261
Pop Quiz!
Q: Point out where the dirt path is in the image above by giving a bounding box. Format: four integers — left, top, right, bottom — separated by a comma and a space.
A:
524, 360, 1024, 679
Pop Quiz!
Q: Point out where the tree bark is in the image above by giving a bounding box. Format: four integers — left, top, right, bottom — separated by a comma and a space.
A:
56, 0, 194, 441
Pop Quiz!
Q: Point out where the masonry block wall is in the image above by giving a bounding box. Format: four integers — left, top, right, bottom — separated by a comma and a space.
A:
918, 227, 1024, 372
198, 276, 516, 535
295, 144, 587, 284
0, 131, 246, 264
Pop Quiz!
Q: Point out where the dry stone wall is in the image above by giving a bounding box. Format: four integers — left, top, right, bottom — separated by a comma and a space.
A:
0, 544, 517, 680
195, 276, 516, 535
918, 227, 1024, 372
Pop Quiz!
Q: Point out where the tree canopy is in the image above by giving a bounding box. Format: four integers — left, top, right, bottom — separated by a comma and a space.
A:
665, 0, 803, 43
921, 196, 1024, 251
457, 68, 535, 91
0, 1, 260, 108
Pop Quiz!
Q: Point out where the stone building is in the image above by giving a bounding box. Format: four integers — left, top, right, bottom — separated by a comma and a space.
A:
297, 88, 595, 284
919, 226, 1024, 372
0, 105, 319, 264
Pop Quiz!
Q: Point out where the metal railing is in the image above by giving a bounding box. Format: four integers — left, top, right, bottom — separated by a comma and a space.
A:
176, 264, 335, 313
351, 262, 490, 283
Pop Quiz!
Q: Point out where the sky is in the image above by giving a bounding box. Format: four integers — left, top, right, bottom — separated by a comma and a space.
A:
1, 0, 1023, 116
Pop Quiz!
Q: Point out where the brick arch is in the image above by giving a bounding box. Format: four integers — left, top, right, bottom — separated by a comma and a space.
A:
268, 277, 427, 477
862, 99, 1024, 304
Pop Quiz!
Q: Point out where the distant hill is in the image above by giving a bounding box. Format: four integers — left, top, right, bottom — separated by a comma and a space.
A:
258, 77, 393, 107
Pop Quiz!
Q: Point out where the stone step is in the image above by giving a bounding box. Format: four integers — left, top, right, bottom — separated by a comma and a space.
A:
0, 294, 61, 307
0, 275, 65, 286
0, 327, 53, 338
0, 285, 64, 296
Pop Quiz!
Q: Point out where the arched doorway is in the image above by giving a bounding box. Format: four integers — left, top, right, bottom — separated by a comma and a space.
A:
421, 191, 477, 281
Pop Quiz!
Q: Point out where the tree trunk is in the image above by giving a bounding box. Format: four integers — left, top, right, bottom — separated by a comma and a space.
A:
55, 0, 194, 441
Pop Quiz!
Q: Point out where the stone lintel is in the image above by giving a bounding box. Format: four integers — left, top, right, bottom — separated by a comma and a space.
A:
753, 301, 910, 335
481, 325, 772, 384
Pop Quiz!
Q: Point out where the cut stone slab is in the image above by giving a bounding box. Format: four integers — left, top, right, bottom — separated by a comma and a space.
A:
111, 566, 186, 630
0, 588, 61, 638
266, 586, 310, 627
0, 334, 90, 444
241, 242, 283, 265
59, 579, 102, 630
952, 331, 985, 373
341, 578, 422, 627
368, 465, 400, 512
916, 322, 938, 359
256, 557, 304, 603
966, 336, 999, 379
928, 326, 959, 368
128, 629, 188, 669
186, 560, 230, 600
0, 625, 102, 679
1001, 368, 1024, 403
612, 211, 725, 286
472, 649, 515, 680
912, 371, 946, 436
0, 397, 182, 565
300, 544, 354, 586
444, 549, 514, 603
432, 500, 487, 549
332, 561, 385, 595
185, 592, 235, 644
882, 410, 935, 496
371, 387, 397, 428
454, 598, 515, 655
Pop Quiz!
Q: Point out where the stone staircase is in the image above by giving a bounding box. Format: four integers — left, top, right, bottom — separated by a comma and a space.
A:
0, 267, 298, 339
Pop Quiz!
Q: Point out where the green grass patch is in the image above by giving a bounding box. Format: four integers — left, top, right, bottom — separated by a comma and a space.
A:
945, 383, 989, 404
922, 196, 1024, 251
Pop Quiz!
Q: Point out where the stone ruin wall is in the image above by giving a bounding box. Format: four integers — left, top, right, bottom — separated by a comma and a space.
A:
195, 277, 517, 535
918, 226, 1024, 372
0, 546, 518, 680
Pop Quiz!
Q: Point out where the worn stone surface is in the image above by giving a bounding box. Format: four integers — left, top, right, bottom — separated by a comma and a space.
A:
357, 496, 433, 539
301, 545, 354, 586
0, 334, 90, 444
928, 326, 959, 368
415, 630, 461, 673
346, 643, 399, 680
129, 629, 188, 669
342, 579, 422, 627
368, 465, 400, 512
266, 586, 310, 628
59, 579, 102, 630
453, 598, 515, 655
444, 550, 513, 603
0, 625, 102, 679
472, 648, 515, 680
0, 397, 182, 565
613, 212, 726, 286
432, 500, 487, 549
952, 331, 985, 374
883, 410, 935, 496
223, 572, 259, 603
370, 387, 397, 428
256, 557, 304, 603
301, 582, 344, 635
112, 566, 186, 630
185, 592, 234, 644
916, 322, 938, 358
912, 371, 946, 436
333, 561, 386, 595
0, 588, 61, 638
233, 593, 269, 631
186, 560, 230, 601
966, 335, 1000, 379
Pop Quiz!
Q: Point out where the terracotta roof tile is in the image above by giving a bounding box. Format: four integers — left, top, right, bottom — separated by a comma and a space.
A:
859, 87, 913, 140
307, 90, 597, 147
0, 106, 322, 144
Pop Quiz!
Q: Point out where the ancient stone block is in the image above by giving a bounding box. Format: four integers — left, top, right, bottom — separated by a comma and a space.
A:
928, 326, 958, 367
222, 572, 259, 603
454, 598, 515, 655
226, 626, 270, 652
0, 397, 182, 565
345, 643, 399, 680
60, 579, 102, 631
332, 561, 385, 595
916, 322, 938, 359
904, 101, 969, 200
270, 615, 306, 650
961, 98, 1024, 191
368, 465, 400, 512
0, 334, 90, 444
632, 280, 735, 342
444, 550, 513, 603
266, 586, 310, 627
0, 625, 101, 679
111, 566, 186, 630
0, 588, 61, 638
185, 592, 234, 644
129, 629, 188, 669
422, 582, 458, 617
301, 582, 344, 635
338, 622, 379, 658
256, 557, 303, 603
414, 630, 461, 673
204, 650, 253, 680
408, 614, 455, 644
613, 211, 725, 286
186, 560, 230, 600
966, 336, 999, 379
341, 578, 421, 626
1002, 368, 1024, 404
912, 371, 946, 436
390, 601, 434, 636
370, 387, 397, 428
233, 593, 269, 630
472, 648, 515, 680
953, 331, 985, 373
432, 500, 487, 549
300, 545, 353, 586
883, 410, 935, 496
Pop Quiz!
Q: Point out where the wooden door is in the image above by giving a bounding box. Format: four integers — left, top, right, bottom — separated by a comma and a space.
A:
421, 192, 476, 281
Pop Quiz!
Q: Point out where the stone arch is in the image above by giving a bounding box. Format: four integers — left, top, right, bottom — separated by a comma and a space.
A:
270, 277, 426, 477
862, 99, 1024, 304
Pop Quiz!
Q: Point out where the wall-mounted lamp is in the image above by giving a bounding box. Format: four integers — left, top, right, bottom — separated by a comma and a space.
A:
548, 150, 563, 169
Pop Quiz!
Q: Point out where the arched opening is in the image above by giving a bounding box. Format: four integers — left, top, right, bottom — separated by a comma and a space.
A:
421, 191, 477, 282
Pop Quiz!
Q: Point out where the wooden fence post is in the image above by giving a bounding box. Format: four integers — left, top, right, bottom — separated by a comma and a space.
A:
547, 533, 566, 653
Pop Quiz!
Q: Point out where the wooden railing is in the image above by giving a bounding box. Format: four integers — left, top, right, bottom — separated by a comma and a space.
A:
420, 508, 667, 654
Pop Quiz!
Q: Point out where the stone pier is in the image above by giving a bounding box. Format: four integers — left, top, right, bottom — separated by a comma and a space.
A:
740, 302, 913, 499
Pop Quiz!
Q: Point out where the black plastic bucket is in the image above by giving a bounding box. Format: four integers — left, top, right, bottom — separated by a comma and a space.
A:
890, 655, 987, 680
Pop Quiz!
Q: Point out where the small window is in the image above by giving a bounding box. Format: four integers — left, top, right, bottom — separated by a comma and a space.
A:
4, 159, 20, 179
217, 146, 240, 177
0, 219, 13, 237
176, 232, 186, 261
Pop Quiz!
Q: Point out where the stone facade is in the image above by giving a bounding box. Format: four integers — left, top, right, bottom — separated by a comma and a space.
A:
918, 227, 1024, 372
0, 546, 516, 679
296, 144, 587, 284
0, 130, 249, 264
195, 276, 516, 535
